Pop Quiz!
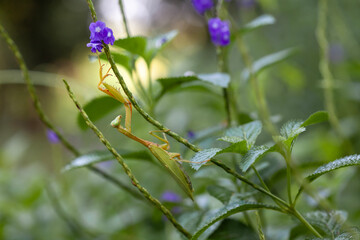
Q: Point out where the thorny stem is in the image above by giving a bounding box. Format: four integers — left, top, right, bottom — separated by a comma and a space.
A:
118, 0, 130, 37
0, 22, 144, 201
63, 79, 192, 239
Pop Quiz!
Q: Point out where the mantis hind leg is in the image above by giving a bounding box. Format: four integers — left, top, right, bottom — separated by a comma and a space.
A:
149, 130, 170, 150
168, 152, 212, 165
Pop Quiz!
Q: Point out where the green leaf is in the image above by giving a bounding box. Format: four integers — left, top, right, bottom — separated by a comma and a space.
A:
335, 228, 360, 240
157, 76, 199, 92
242, 48, 297, 82
207, 185, 234, 204
77, 96, 121, 130
179, 211, 204, 235
217, 136, 244, 144
191, 201, 282, 240
280, 120, 305, 140
197, 73, 230, 88
156, 73, 229, 99
240, 14, 276, 34
113, 36, 147, 57
307, 154, 360, 182
306, 211, 347, 238
100, 52, 131, 74
174, 81, 221, 95
240, 145, 271, 172
146, 30, 178, 62
190, 148, 222, 171
279, 111, 328, 148
218, 140, 248, 155
62, 149, 152, 172
295, 155, 360, 202
301, 111, 329, 127
225, 121, 262, 149
208, 219, 258, 240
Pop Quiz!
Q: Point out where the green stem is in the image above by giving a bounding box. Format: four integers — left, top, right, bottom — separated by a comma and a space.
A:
236, 36, 276, 135
215, 1, 232, 125
216, 46, 232, 125
117, 0, 152, 108
284, 152, 293, 204
0, 22, 143, 199
46, 184, 90, 238
84, 3, 321, 236
211, 159, 322, 237
251, 165, 269, 191
118, 0, 130, 37
286, 161, 293, 204
255, 211, 265, 240
316, 0, 353, 156
63, 79, 192, 239
146, 62, 154, 110
316, 0, 340, 136
211, 159, 288, 208
132, 62, 150, 104
291, 208, 323, 238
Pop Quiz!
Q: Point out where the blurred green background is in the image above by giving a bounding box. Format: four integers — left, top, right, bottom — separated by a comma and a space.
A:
1, 0, 360, 239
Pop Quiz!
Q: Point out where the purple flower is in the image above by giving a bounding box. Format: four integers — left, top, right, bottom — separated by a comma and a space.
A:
89, 21, 106, 41
192, 0, 214, 15
87, 21, 115, 53
102, 27, 115, 45
87, 40, 103, 53
161, 191, 182, 203
187, 131, 196, 139
208, 18, 231, 46
240, 0, 256, 8
329, 43, 345, 64
47, 129, 60, 144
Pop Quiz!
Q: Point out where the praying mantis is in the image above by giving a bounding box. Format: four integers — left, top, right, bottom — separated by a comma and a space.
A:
96, 56, 194, 200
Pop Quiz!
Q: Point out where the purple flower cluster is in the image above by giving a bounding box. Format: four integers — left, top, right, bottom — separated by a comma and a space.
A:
161, 191, 182, 203
87, 21, 115, 53
190, 1, 231, 46
191, 0, 214, 15
46, 129, 60, 144
208, 18, 231, 46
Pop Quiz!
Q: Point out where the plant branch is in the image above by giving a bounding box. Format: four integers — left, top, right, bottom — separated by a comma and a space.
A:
216, 46, 232, 125
84, 3, 321, 236
63, 79, 192, 239
46, 184, 90, 238
211, 159, 322, 237
118, 0, 130, 37
0, 21, 144, 202
316, 0, 343, 139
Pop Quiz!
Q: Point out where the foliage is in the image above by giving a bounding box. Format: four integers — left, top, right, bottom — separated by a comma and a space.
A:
1, 0, 360, 240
